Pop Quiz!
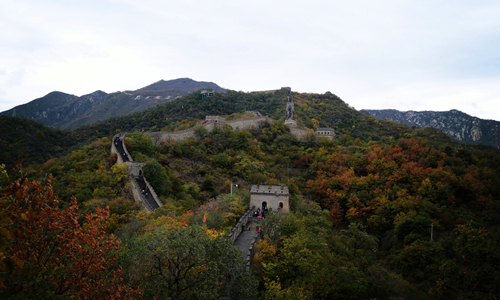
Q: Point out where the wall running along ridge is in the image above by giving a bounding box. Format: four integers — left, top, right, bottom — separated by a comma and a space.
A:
111, 133, 163, 211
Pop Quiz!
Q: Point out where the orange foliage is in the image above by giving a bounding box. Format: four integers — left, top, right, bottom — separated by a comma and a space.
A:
328, 200, 343, 226
0, 175, 140, 299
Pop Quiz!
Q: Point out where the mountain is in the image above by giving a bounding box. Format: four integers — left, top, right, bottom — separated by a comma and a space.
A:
0, 78, 226, 129
71, 89, 455, 150
136, 78, 225, 92
361, 109, 500, 148
0, 116, 80, 168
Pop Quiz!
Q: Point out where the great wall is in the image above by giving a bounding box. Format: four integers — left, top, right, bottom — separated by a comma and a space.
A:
111, 134, 264, 270
143, 87, 335, 145
110, 87, 333, 267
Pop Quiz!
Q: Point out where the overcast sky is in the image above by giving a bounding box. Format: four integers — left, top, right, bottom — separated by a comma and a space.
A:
1, 0, 499, 121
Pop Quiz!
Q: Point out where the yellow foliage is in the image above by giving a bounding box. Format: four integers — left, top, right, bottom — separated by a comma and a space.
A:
111, 163, 129, 183
205, 228, 224, 239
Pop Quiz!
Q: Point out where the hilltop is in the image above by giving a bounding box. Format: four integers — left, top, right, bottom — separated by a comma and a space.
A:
1, 88, 461, 169
362, 108, 500, 149
1, 87, 500, 299
0, 78, 226, 129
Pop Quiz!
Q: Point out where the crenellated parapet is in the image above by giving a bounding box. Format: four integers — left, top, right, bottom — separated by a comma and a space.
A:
142, 87, 334, 145
145, 115, 273, 145
316, 127, 335, 139
111, 133, 162, 211
250, 185, 289, 213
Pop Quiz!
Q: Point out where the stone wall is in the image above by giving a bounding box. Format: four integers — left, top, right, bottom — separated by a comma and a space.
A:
129, 176, 154, 211
144, 116, 272, 145
227, 206, 262, 272
226, 116, 273, 131
290, 127, 307, 139
111, 133, 162, 211
140, 87, 336, 146
142, 176, 163, 209
145, 121, 215, 145
206, 115, 226, 126
250, 185, 289, 213
245, 232, 261, 272
227, 206, 256, 244
285, 119, 297, 128
250, 87, 290, 94
111, 133, 131, 164
316, 127, 335, 140
127, 162, 146, 176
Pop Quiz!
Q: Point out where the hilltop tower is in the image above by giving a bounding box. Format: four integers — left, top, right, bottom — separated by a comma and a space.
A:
250, 185, 289, 213
284, 88, 297, 128
200, 90, 215, 99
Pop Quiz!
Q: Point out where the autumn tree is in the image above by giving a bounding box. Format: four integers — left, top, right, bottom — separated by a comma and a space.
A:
0, 174, 140, 299
121, 225, 257, 300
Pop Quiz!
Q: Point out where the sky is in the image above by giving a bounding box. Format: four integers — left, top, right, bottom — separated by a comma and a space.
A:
1, 0, 499, 121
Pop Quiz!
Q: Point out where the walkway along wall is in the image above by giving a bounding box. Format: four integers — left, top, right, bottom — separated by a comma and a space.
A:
143, 87, 334, 145
144, 116, 273, 146
227, 206, 263, 272
245, 228, 261, 272
227, 206, 256, 244
111, 133, 163, 211
112, 133, 133, 164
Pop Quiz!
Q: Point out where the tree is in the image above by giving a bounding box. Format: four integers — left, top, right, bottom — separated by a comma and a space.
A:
194, 125, 209, 139
125, 131, 155, 157
0, 174, 140, 299
143, 160, 171, 196
121, 225, 257, 300
437, 224, 500, 299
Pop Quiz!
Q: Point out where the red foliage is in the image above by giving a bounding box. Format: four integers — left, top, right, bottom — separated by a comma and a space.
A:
295, 155, 313, 169
328, 201, 343, 225
0, 175, 140, 299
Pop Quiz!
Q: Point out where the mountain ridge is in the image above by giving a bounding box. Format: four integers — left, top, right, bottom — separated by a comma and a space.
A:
0, 78, 226, 129
361, 108, 500, 148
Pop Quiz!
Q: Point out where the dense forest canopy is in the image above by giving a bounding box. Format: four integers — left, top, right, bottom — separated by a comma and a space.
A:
1, 89, 499, 299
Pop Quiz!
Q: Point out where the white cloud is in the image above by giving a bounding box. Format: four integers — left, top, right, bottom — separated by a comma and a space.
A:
0, 0, 499, 121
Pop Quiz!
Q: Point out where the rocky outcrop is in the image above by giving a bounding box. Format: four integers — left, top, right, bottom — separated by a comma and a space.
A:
361, 109, 500, 148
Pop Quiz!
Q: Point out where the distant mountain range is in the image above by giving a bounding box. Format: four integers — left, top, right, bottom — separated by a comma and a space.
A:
361, 109, 500, 148
0, 78, 226, 129
3, 78, 500, 150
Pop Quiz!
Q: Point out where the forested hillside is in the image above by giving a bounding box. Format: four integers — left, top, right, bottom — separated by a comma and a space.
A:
1, 89, 499, 299
362, 108, 500, 149
0, 116, 81, 168
0, 78, 226, 129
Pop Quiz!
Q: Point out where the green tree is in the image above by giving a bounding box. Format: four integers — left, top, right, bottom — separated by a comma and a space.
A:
436, 224, 500, 299
125, 131, 155, 157
121, 225, 257, 300
143, 160, 171, 196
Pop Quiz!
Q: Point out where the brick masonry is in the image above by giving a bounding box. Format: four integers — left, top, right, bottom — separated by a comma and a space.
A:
250, 184, 290, 213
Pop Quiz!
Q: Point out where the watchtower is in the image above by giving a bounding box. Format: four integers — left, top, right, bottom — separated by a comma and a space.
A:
205, 116, 226, 127
316, 128, 336, 139
201, 90, 215, 99
250, 185, 289, 213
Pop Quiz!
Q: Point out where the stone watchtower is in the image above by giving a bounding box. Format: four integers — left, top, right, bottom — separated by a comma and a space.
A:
316, 127, 336, 139
200, 90, 215, 99
250, 185, 289, 213
284, 88, 298, 128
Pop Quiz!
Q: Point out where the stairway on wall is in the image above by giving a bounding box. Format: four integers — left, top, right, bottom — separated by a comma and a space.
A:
112, 134, 162, 211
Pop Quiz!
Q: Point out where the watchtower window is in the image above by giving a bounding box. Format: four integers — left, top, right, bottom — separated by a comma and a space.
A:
279, 202, 283, 208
